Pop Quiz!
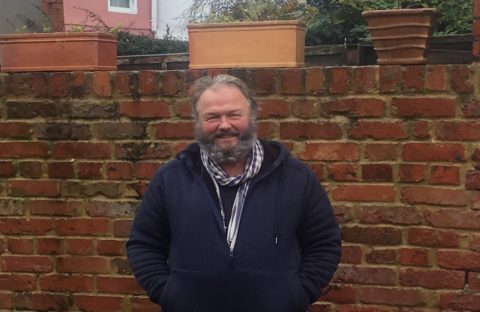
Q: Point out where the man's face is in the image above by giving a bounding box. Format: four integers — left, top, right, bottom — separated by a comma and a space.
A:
195, 85, 256, 164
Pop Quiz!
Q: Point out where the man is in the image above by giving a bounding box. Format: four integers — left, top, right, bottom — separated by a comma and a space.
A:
127, 74, 341, 312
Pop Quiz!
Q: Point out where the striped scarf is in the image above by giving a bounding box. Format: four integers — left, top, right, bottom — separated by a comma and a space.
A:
200, 139, 264, 252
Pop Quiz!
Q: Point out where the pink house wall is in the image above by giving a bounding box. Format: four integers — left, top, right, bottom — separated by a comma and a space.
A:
63, 0, 153, 36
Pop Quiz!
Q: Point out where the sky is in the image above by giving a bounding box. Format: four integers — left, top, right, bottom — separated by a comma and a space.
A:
158, 0, 192, 39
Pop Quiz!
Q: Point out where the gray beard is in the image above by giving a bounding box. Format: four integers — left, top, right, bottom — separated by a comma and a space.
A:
195, 120, 257, 164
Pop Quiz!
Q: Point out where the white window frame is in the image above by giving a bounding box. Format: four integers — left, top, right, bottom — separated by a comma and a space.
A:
108, 0, 138, 14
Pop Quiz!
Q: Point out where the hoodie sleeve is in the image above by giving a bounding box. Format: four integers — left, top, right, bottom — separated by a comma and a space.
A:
126, 171, 171, 304
297, 170, 341, 304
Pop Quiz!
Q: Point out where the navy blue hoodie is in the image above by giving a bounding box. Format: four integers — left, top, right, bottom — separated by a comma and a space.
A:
127, 141, 341, 312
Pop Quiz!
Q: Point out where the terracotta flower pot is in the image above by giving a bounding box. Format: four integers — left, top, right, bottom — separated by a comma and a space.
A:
362, 8, 437, 65
187, 20, 305, 69
0, 32, 117, 72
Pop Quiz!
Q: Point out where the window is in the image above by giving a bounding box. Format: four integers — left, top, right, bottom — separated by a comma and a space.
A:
108, 0, 137, 14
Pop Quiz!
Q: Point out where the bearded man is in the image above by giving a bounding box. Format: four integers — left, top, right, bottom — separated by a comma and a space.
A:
127, 74, 341, 312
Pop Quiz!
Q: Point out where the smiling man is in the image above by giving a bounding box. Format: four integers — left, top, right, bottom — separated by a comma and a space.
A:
127, 74, 341, 312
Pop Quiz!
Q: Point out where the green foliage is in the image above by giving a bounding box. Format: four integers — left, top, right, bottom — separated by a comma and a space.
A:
116, 30, 188, 56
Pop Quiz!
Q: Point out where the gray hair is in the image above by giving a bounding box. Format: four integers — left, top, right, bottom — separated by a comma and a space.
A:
189, 74, 258, 120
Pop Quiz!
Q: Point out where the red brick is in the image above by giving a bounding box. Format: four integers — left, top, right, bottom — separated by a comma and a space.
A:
379, 66, 402, 93
257, 121, 277, 139
322, 285, 356, 304
53, 142, 111, 159
106, 162, 133, 180
175, 99, 193, 118
119, 100, 171, 118
48, 161, 75, 179
425, 209, 480, 230
366, 249, 397, 264
292, 99, 318, 118
160, 71, 183, 96
130, 296, 162, 312
73, 295, 124, 312
469, 272, 480, 290
413, 120, 430, 139
280, 69, 304, 95
0, 274, 35, 291
56, 256, 111, 273
0, 218, 53, 235
93, 122, 146, 140
40, 274, 93, 292
0, 293, 12, 309
399, 164, 426, 183
402, 186, 467, 206
400, 268, 464, 289
155, 121, 194, 139
429, 165, 460, 185
66, 238, 95, 255
18, 161, 43, 178
322, 98, 385, 118
408, 227, 461, 248
364, 144, 397, 161
257, 99, 290, 118
0, 161, 16, 177
437, 250, 480, 270
437, 121, 480, 141
335, 265, 397, 285
97, 276, 145, 294
332, 185, 396, 202
48, 73, 68, 97
402, 66, 425, 91
37, 237, 63, 255
138, 71, 158, 95
450, 65, 474, 93
392, 97, 457, 117
342, 226, 402, 245
70, 72, 89, 97
14, 293, 71, 311
353, 66, 377, 93
341, 245, 362, 264
327, 164, 358, 182
55, 218, 110, 236
329, 67, 351, 94
426, 65, 447, 91
360, 287, 428, 306
7, 238, 34, 254
440, 293, 480, 311
97, 239, 125, 256
308, 163, 324, 181
92, 71, 112, 97
114, 219, 133, 237
305, 67, 325, 94
470, 234, 480, 251
299, 143, 360, 161
31, 72, 48, 97
135, 162, 162, 180
27, 199, 83, 216
114, 71, 131, 96
358, 206, 422, 225
467, 170, 480, 190
362, 164, 393, 182
0, 142, 50, 158
0, 122, 32, 138
115, 142, 171, 160
399, 248, 430, 267
350, 121, 407, 140
9, 180, 59, 197
2, 255, 52, 272
77, 162, 104, 179
254, 68, 276, 95
280, 122, 342, 140
403, 143, 465, 162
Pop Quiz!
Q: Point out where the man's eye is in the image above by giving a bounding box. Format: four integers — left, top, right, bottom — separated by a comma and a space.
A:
205, 116, 219, 121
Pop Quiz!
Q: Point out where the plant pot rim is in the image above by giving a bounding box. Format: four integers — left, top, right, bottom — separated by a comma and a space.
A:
362, 8, 437, 18
0, 31, 117, 41
188, 19, 305, 30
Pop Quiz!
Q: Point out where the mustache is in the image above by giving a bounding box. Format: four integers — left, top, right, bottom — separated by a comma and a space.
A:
213, 129, 240, 138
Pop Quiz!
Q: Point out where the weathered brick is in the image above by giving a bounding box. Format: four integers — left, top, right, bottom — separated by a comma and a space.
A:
399, 248, 430, 267
257, 121, 277, 139
254, 68, 276, 95
342, 226, 402, 245
299, 143, 360, 161
359, 287, 428, 306
69, 101, 118, 119
469, 272, 480, 290
292, 99, 319, 118
113, 71, 131, 96
1, 255, 53, 272
138, 71, 159, 95
6, 100, 68, 118
426, 65, 447, 91
18, 161, 43, 178
353, 66, 377, 93
350, 121, 407, 140
392, 97, 457, 117
160, 71, 183, 96
438, 250, 480, 270
358, 206, 422, 225
462, 99, 480, 117
361, 164, 393, 182
440, 293, 480, 311
6, 74, 31, 96
9, 180, 60, 198
0, 199, 24, 215
119, 100, 171, 118
379, 66, 402, 93
466, 170, 480, 190
70, 71, 89, 97
305, 67, 325, 94
280, 122, 342, 140
308, 163, 325, 181
335, 265, 397, 285
329, 67, 351, 94
403, 143, 465, 162
135, 162, 162, 180
364, 144, 398, 161
82, 182, 125, 198
321, 285, 357, 304
436, 121, 480, 141
48, 161, 75, 179
113, 219, 133, 237
86, 200, 137, 218
35, 122, 91, 140
408, 227, 461, 248
66, 238, 95, 255
322, 98, 385, 118
14, 293, 71, 311
0, 122, 32, 138
155, 121, 194, 139
257, 99, 290, 118
27, 199, 83, 216
280, 68, 304, 95
0, 218, 53, 235
55, 218, 110, 236
327, 164, 358, 182
400, 268, 464, 289
7, 238, 33, 254
97, 276, 145, 294
0, 161, 16, 177
92, 71, 112, 97
0, 293, 12, 309
366, 249, 397, 264
0, 142, 50, 158
425, 209, 480, 230
402, 186, 467, 206
413, 120, 431, 139
73, 295, 124, 312
450, 65, 474, 93
93, 122, 146, 140
115, 142, 171, 160
332, 185, 396, 202
0, 274, 35, 291
399, 164, 426, 183
341, 245, 362, 264
48, 73, 68, 97
97, 240, 125, 256
31, 72, 48, 97
429, 165, 460, 185
39, 274, 93, 292
37, 237, 63, 255
53, 142, 111, 159
106, 162, 133, 180
56, 256, 111, 273
402, 66, 425, 91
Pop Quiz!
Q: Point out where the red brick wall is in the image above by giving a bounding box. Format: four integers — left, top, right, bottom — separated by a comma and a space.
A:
0, 66, 479, 311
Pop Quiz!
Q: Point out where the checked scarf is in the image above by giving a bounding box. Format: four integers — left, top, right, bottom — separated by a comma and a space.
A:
200, 139, 264, 252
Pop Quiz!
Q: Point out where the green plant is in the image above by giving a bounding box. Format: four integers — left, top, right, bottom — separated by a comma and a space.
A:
116, 30, 188, 56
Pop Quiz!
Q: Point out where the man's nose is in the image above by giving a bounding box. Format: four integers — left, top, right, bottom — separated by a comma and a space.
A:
218, 116, 231, 129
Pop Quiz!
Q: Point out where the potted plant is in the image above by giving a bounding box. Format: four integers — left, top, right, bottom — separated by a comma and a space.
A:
361, 0, 438, 65
0, 7, 117, 72
185, 0, 313, 69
